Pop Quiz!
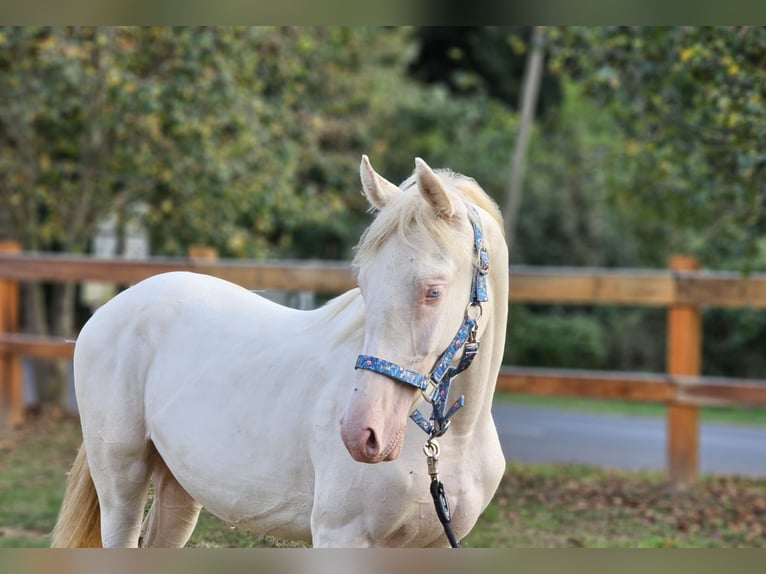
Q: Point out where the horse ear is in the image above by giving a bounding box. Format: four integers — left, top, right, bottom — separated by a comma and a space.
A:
415, 157, 454, 217
360, 155, 399, 210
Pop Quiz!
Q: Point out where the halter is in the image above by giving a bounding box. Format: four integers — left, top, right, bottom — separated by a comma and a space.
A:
354, 205, 489, 438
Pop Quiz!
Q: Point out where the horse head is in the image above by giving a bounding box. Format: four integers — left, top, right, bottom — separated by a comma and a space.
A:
340, 155, 504, 463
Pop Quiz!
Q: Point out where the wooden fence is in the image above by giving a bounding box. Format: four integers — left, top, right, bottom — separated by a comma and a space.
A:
4, 242, 766, 485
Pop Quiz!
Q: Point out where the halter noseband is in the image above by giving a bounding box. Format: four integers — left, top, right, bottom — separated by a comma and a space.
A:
354, 205, 489, 438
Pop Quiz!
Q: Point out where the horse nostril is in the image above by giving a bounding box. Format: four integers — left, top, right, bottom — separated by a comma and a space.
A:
363, 428, 380, 459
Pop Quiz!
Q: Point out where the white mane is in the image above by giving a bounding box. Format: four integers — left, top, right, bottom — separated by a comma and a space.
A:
352, 169, 503, 276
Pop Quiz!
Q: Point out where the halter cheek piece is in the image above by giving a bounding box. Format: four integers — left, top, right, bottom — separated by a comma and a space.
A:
355, 205, 490, 438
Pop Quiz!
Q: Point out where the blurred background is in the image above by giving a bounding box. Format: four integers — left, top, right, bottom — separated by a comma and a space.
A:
2, 26, 765, 411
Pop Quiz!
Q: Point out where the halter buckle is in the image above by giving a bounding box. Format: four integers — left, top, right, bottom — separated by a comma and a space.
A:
478, 246, 490, 275
421, 378, 439, 404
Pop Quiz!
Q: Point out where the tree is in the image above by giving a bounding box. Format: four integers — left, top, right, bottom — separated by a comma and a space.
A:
407, 26, 562, 119
0, 27, 386, 405
503, 25, 545, 247
548, 26, 766, 268
0, 27, 156, 403
137, 27, 379, 260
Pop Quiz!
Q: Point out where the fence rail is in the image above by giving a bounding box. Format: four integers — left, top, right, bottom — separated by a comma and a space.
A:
497, 366, 766, 407
6, 251, 766, 306
3, 245, 766, 485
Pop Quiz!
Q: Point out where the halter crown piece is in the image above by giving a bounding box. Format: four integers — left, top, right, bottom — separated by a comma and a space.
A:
355, 205, 489, 438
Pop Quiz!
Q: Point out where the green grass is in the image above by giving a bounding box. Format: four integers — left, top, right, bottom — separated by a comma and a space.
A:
0, 415, 303, 549
0, 414, 81, 547
188, 512, 307, 548
497, 392, 766, 427
3, 414, 766, 548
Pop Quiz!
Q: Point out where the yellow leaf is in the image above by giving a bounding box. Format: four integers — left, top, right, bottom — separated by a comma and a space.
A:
38, 35, 55, 50
226, 230, 247, 254
145, 114, 161, 140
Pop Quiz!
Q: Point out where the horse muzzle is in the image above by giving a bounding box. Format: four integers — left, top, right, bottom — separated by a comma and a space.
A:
340, 418, 405, 463
339, 371, 413, 463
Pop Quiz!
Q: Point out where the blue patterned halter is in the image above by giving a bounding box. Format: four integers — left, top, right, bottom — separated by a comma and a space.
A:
354, 205, 490, 438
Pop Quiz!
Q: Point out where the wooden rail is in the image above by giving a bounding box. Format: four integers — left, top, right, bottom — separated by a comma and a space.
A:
3, 245, 766, 485
0, 333, 75, 359
0, 251, 766, 309
508, 266, 766, 308
0, 251, 355, 294
497, 367, 766, 408
6, 251, 766, 307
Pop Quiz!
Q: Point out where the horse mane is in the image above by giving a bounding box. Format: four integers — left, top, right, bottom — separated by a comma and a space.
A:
352, 169, 503, 275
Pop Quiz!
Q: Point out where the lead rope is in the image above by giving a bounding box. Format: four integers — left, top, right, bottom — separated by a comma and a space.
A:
424, 438, 460, 548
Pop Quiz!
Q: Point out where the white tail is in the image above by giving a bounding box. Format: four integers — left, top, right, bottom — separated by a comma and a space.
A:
51, 444, 102, 547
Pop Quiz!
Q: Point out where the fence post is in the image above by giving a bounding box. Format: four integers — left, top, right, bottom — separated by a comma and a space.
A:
0, 240, 22, 431
187, 245, 218, 261
666, 254, 701, 486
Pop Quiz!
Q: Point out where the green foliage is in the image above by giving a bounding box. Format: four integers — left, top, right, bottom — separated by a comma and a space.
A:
505, 28, 766, 377
505, 305, 608, 369
703, 308, 766, 378
0, 27, 525, 262
407, 26, 563, 118
517, 80, 673, 268
3, 26, 766, 382
0, 27, 137, 252
0, 27, 382, 259
364, 74, 517, 206
135, 27, 372, 259
548, 26, 766, 268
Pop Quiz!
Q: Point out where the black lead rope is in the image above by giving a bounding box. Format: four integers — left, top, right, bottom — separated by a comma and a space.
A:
424, 439, 460, 548
430, 479, 460, 548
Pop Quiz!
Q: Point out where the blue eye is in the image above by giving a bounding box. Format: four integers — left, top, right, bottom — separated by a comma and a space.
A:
426, 287, 443, 300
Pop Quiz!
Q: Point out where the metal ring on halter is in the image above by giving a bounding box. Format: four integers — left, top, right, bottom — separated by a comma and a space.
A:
431, 419, 450, 437
421, 378, 439, 404
423, 439, 440, 459
464, 301, 483, 323
478, 246, 490, 275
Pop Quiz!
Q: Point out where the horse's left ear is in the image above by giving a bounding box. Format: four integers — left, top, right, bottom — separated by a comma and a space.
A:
415, 158, 454, 218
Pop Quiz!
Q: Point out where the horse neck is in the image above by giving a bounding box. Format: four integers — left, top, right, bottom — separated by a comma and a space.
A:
303, 288, 366, 354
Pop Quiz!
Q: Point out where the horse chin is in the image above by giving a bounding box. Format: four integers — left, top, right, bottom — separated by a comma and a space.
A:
378, 424, 405, 462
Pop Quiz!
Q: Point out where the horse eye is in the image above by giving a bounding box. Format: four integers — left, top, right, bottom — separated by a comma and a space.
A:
426, 287, 443, 300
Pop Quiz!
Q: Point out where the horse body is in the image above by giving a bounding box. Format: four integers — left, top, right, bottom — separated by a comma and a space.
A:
74, 272, 355, 543
53, 156, 508, 548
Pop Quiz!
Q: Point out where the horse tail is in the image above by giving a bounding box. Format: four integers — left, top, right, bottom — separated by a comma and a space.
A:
51, 444, 102, 547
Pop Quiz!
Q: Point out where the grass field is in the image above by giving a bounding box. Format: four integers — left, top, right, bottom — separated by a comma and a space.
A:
2, 412, 766, 548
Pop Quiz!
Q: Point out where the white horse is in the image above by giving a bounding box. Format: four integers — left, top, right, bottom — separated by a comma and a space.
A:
51, 156, 508, 548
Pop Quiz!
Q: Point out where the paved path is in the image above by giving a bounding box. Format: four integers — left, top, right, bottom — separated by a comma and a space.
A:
492, 403, 766, 477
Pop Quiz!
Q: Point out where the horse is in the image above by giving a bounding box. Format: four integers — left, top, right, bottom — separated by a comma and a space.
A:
51, 156, 509, 548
